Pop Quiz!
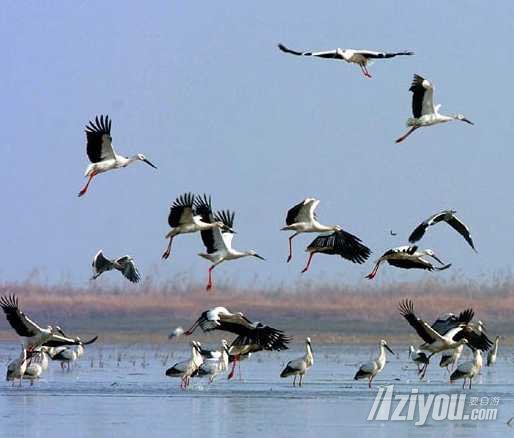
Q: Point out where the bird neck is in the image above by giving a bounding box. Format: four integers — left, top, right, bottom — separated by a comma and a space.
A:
305, 343, 313, 364
474, 350, 482, 367
378, 345, 387, 363
315, 222, 338, 232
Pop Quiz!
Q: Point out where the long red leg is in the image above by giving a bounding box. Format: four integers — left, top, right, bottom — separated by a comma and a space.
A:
363, 65, 372, 78
78, 172, 96, 197
206, 265, 215, 291
366, 262, 380, 279
301, 253, 315, 273
162, 237, 173, 259
228, 356, 238, 380
395, 127, 418, 143
287, 233, 298, 263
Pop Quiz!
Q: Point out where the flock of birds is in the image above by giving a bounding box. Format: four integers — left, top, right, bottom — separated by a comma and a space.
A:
3, 42, 492, 391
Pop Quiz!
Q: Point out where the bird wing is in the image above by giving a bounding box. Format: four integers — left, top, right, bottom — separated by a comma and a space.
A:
446, 215, 476, 251
199, 209, 235, 253
409, 74, 435, 118
85, 115, 115, 163
194, 194, 215, 223
214, 210, 235, 230
356, 50, 414, 59
388, 258, 433, 270
43, 333, 81, 348
307, 230, 371, 264
0, 295, 44, 337
408, 211, 449, 243
92, 250, 114, 274
452, 326, 493, 351
398, 299, 439, 344
285, 199, 318, 225
230, 326, 291, 352
168, 193, 196, 227
115, 256, 141, 283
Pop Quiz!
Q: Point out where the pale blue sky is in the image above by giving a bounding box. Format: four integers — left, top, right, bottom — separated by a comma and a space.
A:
1, 1, 513, 288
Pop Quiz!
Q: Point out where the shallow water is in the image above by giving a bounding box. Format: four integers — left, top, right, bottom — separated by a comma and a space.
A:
1, 342, 513, 437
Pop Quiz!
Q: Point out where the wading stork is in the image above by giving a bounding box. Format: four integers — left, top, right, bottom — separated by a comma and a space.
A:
301, 230, 371, 273
165, 341, 204, 389
280, 337, 314, 387
487, 336, 501, 366
78, 115, 157, 197
409, 210, 476, 252
198, 209, 264, 291
6, 345, 28, 386
398, 300, 492, 379
395, 75, 473, 143
354, 340, 395, 388
409, 345, 429, 372
282, 198, 359, 263
91, 250, 141, 283
0, 295, 98, 351
366, 246, 450, 279
450, 349, 483, 389
278, 43, 413, 78
439, 344, 463, 372
183, 307, 290, 379
193, 340, 230, 383
161, 194, 229, 260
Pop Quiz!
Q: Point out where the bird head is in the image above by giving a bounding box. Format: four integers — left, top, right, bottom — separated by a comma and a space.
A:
380, 339, 395, 354
216, 221, 235, 233
333, 225, 342, 232
454, 114, 474, 125
137, 154, 158, 169
424, 249, 444, 265
246, 250, 265, 260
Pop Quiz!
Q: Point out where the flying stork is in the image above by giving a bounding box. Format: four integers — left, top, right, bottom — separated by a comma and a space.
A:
78, 115, 157, 197
278, 43, 413, 78
366, 246, 451, 279
282, 198, 363, 263
183, 307, 291, 379
0, 295, 98, 351
161, 193, 229, 259
409, 210, 476, 252
354, 340, 395, 388
91, 250, 141, 283
450, 349, 483, 389
301, 229, 371, 273
395, 74, 473, 143
398, 299, 492, 379
280, 337, 314, 387
198, 209, 265, 291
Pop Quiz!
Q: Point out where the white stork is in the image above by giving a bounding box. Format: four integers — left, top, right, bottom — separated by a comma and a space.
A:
165, 341, 204, 389
6, 344, 28, 386
439, 344, 464, 372
487, 336, 501, 367
49, 346, 78, 370
278, 43, 413, 78
354, 340, 395, 388
194, 340, 230, 383
408, 345, 429, 372
91, 250, 141, 283
395, 74, 473, 143
183, 307, 290, 378
198, 210, 265, 291
161, 194, 229, 260
281, 198, 358, 263
301, 230, 371, 273
78, 115, 157, 197
22, 362, 44, 385
398, 300, 492, 379
366, 245, 451, 279
450, 349, 483, 389
0, 295, 98, 351
280, 337, 314, 387
409, 210, 476, 252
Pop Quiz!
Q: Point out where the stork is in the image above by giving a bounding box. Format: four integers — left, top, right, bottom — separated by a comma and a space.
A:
161, 194, 229, 259
49, 346, 78, 371
194, 340, 230, 383
439, 344, 463, 372
398, 300, 492, 379
198, 210, 265, 291
408, 345, 429, 372
450, 349, 483, 389
354, 340, 395, 388
366, 246, 450, 279
183, 307, 290, 378
282, 198, 357, 263
0, 295, 98, 351
165, 341, 203, 389
409, 210, 476, 252
6, 344, 28, 386
78, 115, 157, 197
395, 74, 473, 143
301, 230, 371, 273
280, 337, 314, 387
278, 43, 413, 78
91, 250, 141, 283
